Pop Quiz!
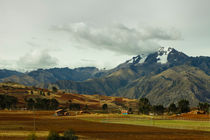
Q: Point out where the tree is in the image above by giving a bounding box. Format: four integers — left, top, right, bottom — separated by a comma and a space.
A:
69, 103, 81, 110
40, 91, 43, 96
138, 98, 151, 115
153, 105, 165, 115
84, 104, 88, 110
168, 103, 177, 114
0, 95, 18, 110
52, 86, 58, 93
50, 99, 59, 110
5, 95, 18, 109
32, 98, 59, 110
102, 104, 108, 110
128, 108, 133, 114
178, 99, 190, 113
198, 102, 210, 114
26, 98, 35, 110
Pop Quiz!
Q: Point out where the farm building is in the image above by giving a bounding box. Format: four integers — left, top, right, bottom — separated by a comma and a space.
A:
121, 110, 128, 115
54, 109, 69, 116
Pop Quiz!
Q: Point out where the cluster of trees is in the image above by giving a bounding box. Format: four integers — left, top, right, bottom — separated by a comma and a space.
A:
168, 99, 190, 114
0, 95, 18, 109
139, 98, 210, 115
69, 103, 81, 110
25, 98, 59, 110
198, 102, 210, 114
69, 103, 109, 111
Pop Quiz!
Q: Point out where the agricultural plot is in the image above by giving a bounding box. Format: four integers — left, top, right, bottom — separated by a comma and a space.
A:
0, 111, 210, 140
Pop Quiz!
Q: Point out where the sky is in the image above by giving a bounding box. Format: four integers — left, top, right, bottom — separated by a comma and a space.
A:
0, 0, 210, 71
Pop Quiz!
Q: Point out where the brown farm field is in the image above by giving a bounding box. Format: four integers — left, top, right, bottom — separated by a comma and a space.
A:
1, 111, 210, 140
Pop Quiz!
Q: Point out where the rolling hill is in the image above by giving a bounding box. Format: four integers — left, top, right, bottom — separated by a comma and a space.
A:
0, 82, 138, 111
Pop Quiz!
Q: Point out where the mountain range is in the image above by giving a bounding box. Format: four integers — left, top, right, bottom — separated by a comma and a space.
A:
1, 47, 210, 107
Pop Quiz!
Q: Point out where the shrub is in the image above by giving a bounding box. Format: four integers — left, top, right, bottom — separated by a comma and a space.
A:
47, 129, 78, 140
47, 131, 60, 140
63, 129, 78, 140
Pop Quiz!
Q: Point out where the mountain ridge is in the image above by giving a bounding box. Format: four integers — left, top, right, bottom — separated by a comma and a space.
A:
0, 47, 210, 107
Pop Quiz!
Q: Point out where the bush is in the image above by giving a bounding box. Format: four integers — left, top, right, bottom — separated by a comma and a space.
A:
63, 129, 78, 140
47, 131, 60, 140
47, 130, 78, 140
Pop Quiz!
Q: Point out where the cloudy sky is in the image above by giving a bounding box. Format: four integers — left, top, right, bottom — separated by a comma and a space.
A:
0, 0, 210, 71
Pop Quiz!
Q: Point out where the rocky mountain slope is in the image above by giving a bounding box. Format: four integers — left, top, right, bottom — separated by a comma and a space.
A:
46, 47, 210, 106
115, 65, 210, 106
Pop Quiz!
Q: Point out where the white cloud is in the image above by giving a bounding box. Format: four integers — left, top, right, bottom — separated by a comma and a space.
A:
52, 23, 182, 55
16, 50, 58, 71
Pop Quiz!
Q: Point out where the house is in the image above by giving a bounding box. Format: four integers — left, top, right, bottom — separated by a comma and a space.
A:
121, 110, 128, 115
55, 109, 69, 116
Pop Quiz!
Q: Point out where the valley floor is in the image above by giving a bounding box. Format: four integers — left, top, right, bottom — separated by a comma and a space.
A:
0, 111, 210, 140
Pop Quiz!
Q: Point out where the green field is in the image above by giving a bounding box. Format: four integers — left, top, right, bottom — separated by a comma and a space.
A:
80, 114, 210, 131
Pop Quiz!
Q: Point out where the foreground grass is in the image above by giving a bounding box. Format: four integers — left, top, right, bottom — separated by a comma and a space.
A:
0, 131, 48, 137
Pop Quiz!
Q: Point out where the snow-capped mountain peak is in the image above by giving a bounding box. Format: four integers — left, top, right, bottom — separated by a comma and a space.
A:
124, 47, 183, 67
156, 47, 173, 64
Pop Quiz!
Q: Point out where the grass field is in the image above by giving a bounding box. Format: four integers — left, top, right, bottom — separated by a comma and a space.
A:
81, 116, 210, 131
1, 111, 210, 140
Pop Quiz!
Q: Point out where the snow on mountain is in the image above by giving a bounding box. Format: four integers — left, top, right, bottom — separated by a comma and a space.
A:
126, 47, 173, 65
126, 54, 148, 64
156, 47, 173, 64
